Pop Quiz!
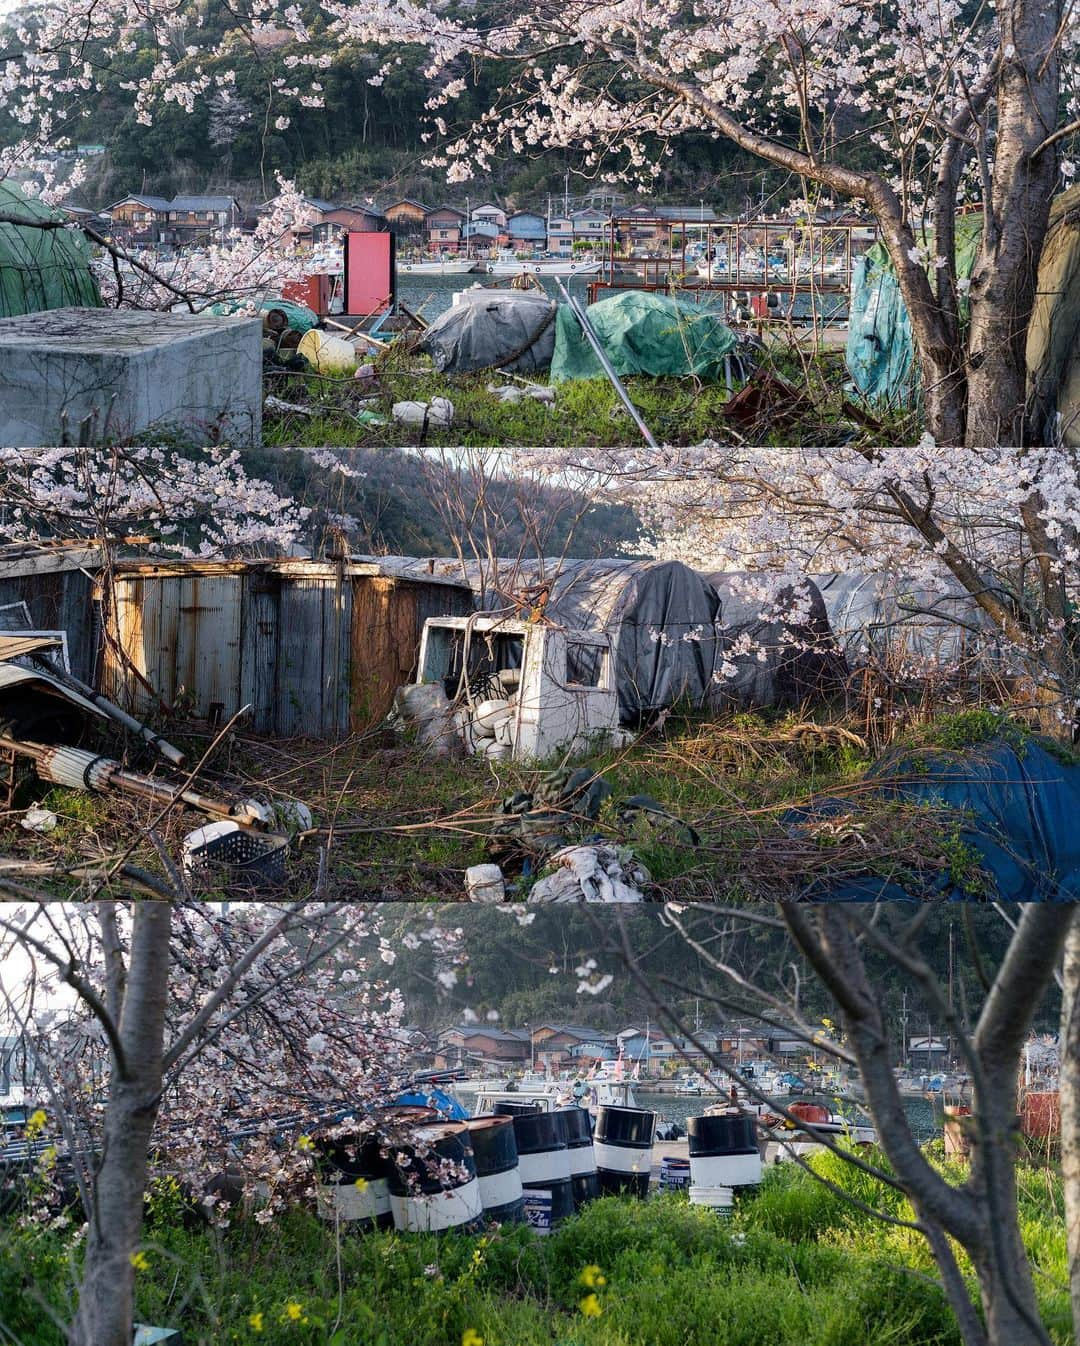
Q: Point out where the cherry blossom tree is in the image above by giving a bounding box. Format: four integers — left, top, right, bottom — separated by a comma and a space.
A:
0, 900, 420, 1346
597, 901, 1077, 1346
0, 445, 309, 555
5, 0, 1076, 441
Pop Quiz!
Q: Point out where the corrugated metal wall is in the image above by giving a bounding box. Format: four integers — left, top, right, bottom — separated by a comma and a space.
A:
104, 563, 470, 739
0, 566, 99, 684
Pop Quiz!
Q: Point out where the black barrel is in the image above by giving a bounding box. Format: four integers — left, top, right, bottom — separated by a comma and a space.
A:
312, 1130, 392, 1230
593, 1105, 655, 1198
511, 1110, 574, 1226
386, 1122, 484, 1233
493, 1100, 542, 1117
687, 1113, 762, 1188
558, 1107, 600, 1207
466, 1116, 525, 1224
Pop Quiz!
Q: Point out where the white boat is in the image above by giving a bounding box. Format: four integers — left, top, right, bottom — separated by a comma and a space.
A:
485, 254, 601, 277
398, 257, 478, 275
469, 1069, 640, 1117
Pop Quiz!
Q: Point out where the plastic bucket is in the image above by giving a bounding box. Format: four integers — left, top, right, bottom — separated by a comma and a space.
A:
687, 1114, 762, 1189
511, 1111, 574, 1225
659, 1156, 691, 1192
387, 1123, 483, 1233
558, 1107, 600, 1207
593, 1105, 655, 1199
466, 1116, 525, 1224
313, 1130, 392, 1230
688, 1184, 734, 1217
297, 327, 358, 374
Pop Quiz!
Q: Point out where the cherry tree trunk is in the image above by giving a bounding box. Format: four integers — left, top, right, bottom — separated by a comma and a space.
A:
69, 904, 172, 1346
964, 0, 1060, 448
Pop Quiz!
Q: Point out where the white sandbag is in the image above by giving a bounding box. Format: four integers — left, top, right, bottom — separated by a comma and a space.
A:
392, 397, 454, 428
394, 682, 461, 755
528, 845, 648, 903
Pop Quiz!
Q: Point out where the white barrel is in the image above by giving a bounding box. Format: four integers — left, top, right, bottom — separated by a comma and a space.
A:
316, 1176, 391, 1226
387, 1122, 484, 1234
688, 1184, 734, 1216
37, 746, 115, 791
689, 1151, 762, 1188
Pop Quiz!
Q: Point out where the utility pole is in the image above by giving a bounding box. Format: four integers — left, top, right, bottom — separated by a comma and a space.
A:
899, 990, 909, 1066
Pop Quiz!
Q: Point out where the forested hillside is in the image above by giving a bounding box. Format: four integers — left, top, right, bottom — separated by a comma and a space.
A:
0, 2, 817, 210
381, 906, 1055, 1041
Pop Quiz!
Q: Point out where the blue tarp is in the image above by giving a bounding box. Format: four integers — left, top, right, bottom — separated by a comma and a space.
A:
792, 736, 1080, 900
392, 1088, 469, 1120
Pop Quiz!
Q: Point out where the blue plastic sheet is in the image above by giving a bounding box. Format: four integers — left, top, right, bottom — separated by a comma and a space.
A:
791, 737, 1080, 900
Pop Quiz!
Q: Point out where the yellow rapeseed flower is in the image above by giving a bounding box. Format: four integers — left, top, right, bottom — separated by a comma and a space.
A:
296, 1135, 315, 1152
25, 1109, 47, 1139
354, 1176, 369, 1192
129, 1251, 150, 1272
248, 1311, 264, 1333
284, 1301, 304, 1321
579, 1294, 603, 1318
579, 1264, 606, 1288
462, 1330, 484, 1346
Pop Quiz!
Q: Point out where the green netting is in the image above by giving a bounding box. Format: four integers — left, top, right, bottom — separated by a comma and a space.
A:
209, 296, 320, 333
0, 182, 101, 317
550, 290, 738, 383
1026, 185, 1080, 446
844, 219, 980, 408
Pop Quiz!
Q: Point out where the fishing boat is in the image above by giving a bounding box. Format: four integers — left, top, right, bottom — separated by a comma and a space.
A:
485, 252, 601, 277
398, 257, 478, 275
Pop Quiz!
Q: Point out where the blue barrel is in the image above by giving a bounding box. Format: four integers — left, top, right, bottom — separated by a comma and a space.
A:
687, 1114, 762, 1189
659, 1156, 691, 1191
593, 1105, 655, 1198
511, 1110, 574, 1226
466, 1116, 525, 1224
387, 1122, 484, 1233
313, 1130, 392, 1229
558, 1107, 600, 1207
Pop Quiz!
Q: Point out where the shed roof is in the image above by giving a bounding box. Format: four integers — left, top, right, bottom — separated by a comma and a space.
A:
108, 194, 171, 212
168, 196, 240, 212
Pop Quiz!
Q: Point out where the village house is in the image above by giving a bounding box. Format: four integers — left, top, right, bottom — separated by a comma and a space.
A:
572, 208, 609, 244
505, 210, 547, 254
462, 219, 500, 253
470, 202, 508, 230
424, 205, 466, 252
434, 1025, 531, 1070
384, 198, 430, 234
547, 216, 574, 256
106, 194, 171, 244
163, 195, 243, 242
530, 1024, 613, 1071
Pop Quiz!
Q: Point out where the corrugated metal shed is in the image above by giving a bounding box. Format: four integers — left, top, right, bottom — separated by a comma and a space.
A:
102, 559, 472, 738
0, 543, 103, 683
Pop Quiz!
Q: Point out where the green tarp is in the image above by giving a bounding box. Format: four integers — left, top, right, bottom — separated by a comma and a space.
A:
0, 182, 101, 317
210, 296, 320, 333
550, 290, 738, 383
845, 219, 980, 408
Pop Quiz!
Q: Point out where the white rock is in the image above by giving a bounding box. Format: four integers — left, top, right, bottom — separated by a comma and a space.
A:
21, 805, 58, 833
466, 863, 506, 902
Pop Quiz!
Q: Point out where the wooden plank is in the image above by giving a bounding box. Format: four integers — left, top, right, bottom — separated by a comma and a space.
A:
0, 546, 103, 581
0, 634, 62, 662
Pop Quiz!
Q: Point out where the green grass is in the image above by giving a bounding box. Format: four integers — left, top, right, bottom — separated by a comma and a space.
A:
2, 1153, 1071, 1346
260, 336, 915, 451
6, 707, 1022, 899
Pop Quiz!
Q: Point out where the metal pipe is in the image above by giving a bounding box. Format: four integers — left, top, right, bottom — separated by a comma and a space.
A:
0, 735, 266, 825
27, 653, 186, 766
552, 276, 659, 448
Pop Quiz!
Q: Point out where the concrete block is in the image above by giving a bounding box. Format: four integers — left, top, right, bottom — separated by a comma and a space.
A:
0, 307, 262, 447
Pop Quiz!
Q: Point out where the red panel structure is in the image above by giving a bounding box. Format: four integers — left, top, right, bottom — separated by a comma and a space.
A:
344, 231, 395, 317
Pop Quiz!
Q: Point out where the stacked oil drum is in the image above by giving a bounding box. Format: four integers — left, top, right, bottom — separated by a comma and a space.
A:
686, 1112, 762, 1217
386, 1122, 486, 1233
465, 1116, 525, 1224
593, 1105, 656, 1198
